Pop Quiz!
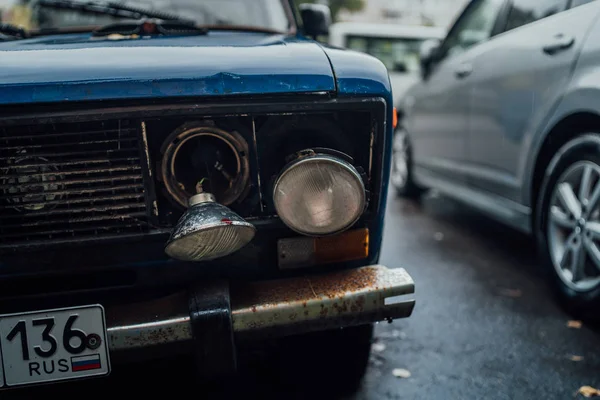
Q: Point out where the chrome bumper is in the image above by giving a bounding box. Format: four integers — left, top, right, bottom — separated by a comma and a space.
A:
106, 265, 415, 352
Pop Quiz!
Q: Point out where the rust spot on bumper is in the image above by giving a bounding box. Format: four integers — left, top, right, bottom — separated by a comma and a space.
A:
231, 265, 415, 338
105, 266, 415, 351
233, 267, 380, 307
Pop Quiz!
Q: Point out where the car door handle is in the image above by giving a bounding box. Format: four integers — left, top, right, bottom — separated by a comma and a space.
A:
455, 63, 473, 79
543, 34, 575, 55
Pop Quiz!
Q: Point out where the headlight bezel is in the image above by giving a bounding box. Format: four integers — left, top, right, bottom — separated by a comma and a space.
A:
160, 122, 251, 209
272, 150, 367, 237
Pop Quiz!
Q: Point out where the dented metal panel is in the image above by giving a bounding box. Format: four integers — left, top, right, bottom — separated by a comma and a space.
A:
0, 35, 336, 105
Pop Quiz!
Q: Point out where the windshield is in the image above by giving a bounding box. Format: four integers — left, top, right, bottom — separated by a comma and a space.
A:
0, 0, 292, 32
345, 35, 428, 75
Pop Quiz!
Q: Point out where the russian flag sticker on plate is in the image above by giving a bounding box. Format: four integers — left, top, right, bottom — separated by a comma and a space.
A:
71, 354, 102, 372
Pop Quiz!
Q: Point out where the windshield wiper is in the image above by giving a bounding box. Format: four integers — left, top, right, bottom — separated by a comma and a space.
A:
92, 19, 207, 37
35, 0, 195, 24
0, 23, 28, 40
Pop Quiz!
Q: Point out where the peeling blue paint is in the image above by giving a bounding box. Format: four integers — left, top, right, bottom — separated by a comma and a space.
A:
320, 45, 392, 99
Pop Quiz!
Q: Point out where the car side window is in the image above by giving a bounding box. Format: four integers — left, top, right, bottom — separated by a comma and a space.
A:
570, 0, 596, 7
437, 0, 505, 61
346, 36, 424, 74
504, 0, 569, 32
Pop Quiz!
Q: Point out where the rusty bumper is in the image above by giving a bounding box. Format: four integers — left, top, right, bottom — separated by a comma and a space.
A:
106, 265, 415, 352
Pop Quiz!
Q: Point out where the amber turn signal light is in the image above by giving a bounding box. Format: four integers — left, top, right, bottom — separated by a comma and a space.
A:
393, 107, 398, 129
277, 228, 369, 269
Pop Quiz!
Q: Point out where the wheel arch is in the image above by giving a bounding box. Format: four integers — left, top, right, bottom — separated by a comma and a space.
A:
531, 112, 600, 227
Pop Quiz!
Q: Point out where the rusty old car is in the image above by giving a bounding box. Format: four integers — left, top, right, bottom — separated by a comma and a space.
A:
0, 0, 415, 392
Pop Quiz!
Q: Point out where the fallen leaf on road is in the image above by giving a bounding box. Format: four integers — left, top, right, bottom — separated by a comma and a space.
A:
372, 342, 386, 352
576, 386, 600, 397
392, 368, 411, 378
569, 355, 584, 362
498, 288, 522, 298
568, 320, 583, 329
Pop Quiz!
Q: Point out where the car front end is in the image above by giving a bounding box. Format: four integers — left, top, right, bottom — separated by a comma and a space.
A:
0, 0, 414, 389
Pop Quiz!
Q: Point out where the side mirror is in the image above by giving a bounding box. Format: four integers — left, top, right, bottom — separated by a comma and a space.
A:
419, 39, 441, 80
300, 4, 331, 38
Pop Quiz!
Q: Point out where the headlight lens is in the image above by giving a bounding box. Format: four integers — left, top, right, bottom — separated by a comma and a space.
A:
273, 154, 366, 236
165, 193, 256, 262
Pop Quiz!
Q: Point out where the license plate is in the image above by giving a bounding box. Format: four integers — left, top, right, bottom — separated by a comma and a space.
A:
0, 305, 110, 388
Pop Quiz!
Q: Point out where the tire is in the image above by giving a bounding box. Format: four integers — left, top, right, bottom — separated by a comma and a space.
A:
536, 133, 600, 319
391, 127, 424, 198
269, 324, 374, 395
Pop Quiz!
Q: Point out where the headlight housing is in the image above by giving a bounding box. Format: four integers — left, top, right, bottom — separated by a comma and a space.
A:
273, 151, 366, 236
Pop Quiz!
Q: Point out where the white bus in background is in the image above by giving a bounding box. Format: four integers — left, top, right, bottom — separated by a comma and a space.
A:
329, 22, 446, 104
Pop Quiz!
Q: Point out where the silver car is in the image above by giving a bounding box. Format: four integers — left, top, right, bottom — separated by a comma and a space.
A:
394, 0, 600, 316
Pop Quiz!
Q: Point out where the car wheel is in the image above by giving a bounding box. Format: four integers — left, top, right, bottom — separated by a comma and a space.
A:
272, 324, 374, 395
537, 134, 600, 318
391, 128, 423, 198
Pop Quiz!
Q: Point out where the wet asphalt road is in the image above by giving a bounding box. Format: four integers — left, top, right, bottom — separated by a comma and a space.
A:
359, 192, 600, 399
6, 191, 600, 399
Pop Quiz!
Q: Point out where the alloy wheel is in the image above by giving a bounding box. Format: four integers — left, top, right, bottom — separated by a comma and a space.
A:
548, 161, 600, 292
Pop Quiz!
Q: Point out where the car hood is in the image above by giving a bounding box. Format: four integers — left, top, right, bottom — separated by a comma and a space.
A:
0, 32, 336, 105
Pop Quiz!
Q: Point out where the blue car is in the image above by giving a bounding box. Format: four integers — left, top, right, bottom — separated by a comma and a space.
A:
0, 0, 414, 392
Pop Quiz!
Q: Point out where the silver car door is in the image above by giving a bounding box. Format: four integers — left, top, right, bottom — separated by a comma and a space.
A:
409, 0, 505, 186
465, 0, 600, 203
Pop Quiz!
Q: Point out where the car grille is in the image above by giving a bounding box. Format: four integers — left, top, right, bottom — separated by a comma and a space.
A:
0, 119, 149, 249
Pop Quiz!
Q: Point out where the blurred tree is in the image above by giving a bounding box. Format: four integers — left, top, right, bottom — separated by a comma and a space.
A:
297, 0, 365, 22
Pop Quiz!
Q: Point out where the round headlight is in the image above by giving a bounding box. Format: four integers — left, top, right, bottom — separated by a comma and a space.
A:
165, 193, 256, 262
273, 153, 366, 236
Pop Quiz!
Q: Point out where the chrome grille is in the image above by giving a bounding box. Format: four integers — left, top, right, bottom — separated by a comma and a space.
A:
0, 120, 149, 248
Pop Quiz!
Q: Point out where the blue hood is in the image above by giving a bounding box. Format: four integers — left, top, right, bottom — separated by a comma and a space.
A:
0, 32, 336, 105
